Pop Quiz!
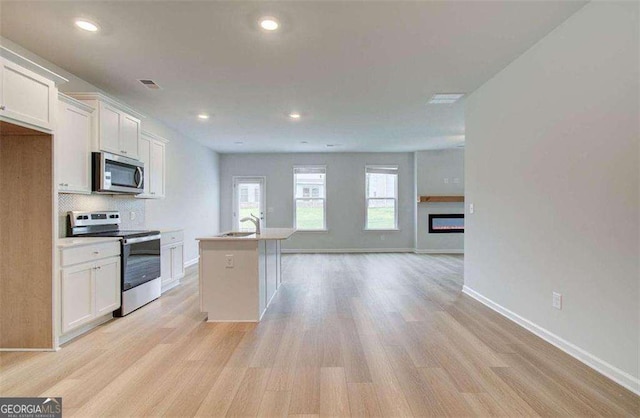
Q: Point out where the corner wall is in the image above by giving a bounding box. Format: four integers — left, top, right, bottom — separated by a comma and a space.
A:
465, 2, 639, 392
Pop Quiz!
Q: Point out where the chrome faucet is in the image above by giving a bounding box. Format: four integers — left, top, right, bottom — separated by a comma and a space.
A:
240, 213, 261, 234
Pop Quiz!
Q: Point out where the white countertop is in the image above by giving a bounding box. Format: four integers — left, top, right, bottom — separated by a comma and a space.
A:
153, 228, 183, 234
197, 228, 296, 241
57, 237, 121, 248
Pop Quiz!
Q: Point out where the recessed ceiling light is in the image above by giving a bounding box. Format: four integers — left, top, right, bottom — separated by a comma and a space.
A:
75, 19, 99, 32
428, 93, 465, 104
234, 141, 244, 145
197, 114, 210, 120
300, 141, 309, 144
259, 17, 279, 31
289, 112, 301, 119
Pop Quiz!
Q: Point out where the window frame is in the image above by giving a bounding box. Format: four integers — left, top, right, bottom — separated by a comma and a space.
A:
293, 165, 328, 232
364, 165, 399, 231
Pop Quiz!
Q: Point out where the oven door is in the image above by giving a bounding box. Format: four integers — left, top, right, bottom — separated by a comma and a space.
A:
94, 152, 144, 194
121, 235, 161, 291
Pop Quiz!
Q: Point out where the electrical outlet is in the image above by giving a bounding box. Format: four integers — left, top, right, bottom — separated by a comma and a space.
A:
130, 211, 136, 221
552, 292, 562, 310
469, 203, 474, 214
225, 255, 234, 268
453, 177, 460, 184
444, 178, 449, 184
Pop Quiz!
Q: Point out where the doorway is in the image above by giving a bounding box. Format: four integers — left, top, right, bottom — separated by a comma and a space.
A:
232, 176, 266, 232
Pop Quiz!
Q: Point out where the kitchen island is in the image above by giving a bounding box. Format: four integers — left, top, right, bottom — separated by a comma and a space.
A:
197, 228, 296, 322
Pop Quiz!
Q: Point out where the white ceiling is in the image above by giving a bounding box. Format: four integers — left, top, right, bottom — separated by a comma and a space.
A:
0, 1, 585, 153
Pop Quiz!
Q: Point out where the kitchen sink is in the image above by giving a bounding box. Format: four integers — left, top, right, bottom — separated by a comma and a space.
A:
219, 231, 255, 237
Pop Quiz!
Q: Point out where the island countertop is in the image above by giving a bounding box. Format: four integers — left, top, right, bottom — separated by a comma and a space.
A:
197, 228, 296, 241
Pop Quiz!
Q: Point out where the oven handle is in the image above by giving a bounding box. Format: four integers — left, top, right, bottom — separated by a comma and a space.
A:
123, 234, 161, 245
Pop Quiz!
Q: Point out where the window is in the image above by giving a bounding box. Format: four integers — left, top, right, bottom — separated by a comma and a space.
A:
240, 188, 249, 203
294, 166, 326, 230
365, 166, 398, 230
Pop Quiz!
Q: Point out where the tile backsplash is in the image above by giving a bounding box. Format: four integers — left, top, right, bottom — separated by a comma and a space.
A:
58, 194, 145, 237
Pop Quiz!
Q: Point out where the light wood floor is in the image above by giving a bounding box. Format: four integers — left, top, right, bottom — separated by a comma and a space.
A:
1, 254, 638, 417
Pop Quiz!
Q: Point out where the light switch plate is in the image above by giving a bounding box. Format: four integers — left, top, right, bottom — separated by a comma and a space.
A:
553, 292, 562, 310
469, 203, 474, 214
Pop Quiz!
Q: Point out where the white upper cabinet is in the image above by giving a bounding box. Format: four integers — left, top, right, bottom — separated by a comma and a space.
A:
69, 93, 143, 160
138, 134, 152, 196
56, 94, 93, 194
150, 139, 165, 197
120, 113, 140, 159
0, 55, 61, 132
98, 101, 121, 154
137, 131, 167, 199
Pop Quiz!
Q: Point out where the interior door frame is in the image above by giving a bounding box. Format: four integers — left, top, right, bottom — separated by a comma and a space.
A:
232, 176, 266, 231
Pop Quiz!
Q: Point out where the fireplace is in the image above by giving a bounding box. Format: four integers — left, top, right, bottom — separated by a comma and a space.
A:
429, 214, 464, 233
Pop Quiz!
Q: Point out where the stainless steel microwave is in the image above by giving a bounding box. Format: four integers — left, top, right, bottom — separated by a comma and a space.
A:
92, 152, 144, 194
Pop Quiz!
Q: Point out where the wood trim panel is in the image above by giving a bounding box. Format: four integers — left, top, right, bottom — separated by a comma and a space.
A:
418, 195, 465, 203
0, 121, 53, 349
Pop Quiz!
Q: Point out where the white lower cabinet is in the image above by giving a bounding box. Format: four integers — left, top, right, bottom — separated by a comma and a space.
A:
59, 240, 121, 337
61, 264, 94, 333
94, 257, 121, 316
160, 230, 185, 293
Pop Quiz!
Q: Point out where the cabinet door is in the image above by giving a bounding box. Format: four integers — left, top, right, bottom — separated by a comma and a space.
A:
171, 244, 185, 280
120, 114, 140, 159
57, 100, 92, 193
94, 257, 121, 316
137, 134, 151, 197
61, 264, 94, 334
0, 58, 55, 131
161, 245, 172, 284
150, 140, 165, 198
99, 102, 121, 154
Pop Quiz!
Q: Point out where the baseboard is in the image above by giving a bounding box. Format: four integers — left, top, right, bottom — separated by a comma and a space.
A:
184, 257, 199, 268
161, 279, 181, 294
462, 285, 640, 396
57, 314, 114, 347
281, 248, 414, 254
414, 249, 464, 254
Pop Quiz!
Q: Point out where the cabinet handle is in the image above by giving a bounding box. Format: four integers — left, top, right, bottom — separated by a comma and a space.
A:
65, 183, 69, 187
59, 183, 65, 187
93, 251, 100, 255
0, 105, 5, 111
151, 192, 155, 195
121, 150, 128, 154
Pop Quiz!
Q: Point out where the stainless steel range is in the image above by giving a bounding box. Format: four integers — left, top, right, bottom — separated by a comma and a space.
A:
67, 210, 161, 316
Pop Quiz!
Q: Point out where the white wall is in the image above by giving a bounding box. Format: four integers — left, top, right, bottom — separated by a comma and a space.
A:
220, 153, 415, 251
143, 120, 220, 263
2, 37, 221, 263
465, 1, 639, 392
415, 149, 464, 253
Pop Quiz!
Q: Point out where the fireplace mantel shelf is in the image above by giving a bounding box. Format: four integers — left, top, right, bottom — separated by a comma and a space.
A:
418, 195, 465, 203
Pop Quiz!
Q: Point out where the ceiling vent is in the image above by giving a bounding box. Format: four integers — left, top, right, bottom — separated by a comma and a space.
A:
428, 93, 464, 104
139, 79, 162, 90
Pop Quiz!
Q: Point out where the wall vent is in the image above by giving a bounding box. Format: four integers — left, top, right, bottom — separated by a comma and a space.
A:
139, 79, 162, 90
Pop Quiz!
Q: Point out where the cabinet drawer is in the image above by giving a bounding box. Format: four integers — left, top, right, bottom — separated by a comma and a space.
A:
161, 230, 183, 246
61, 241, 120, 267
